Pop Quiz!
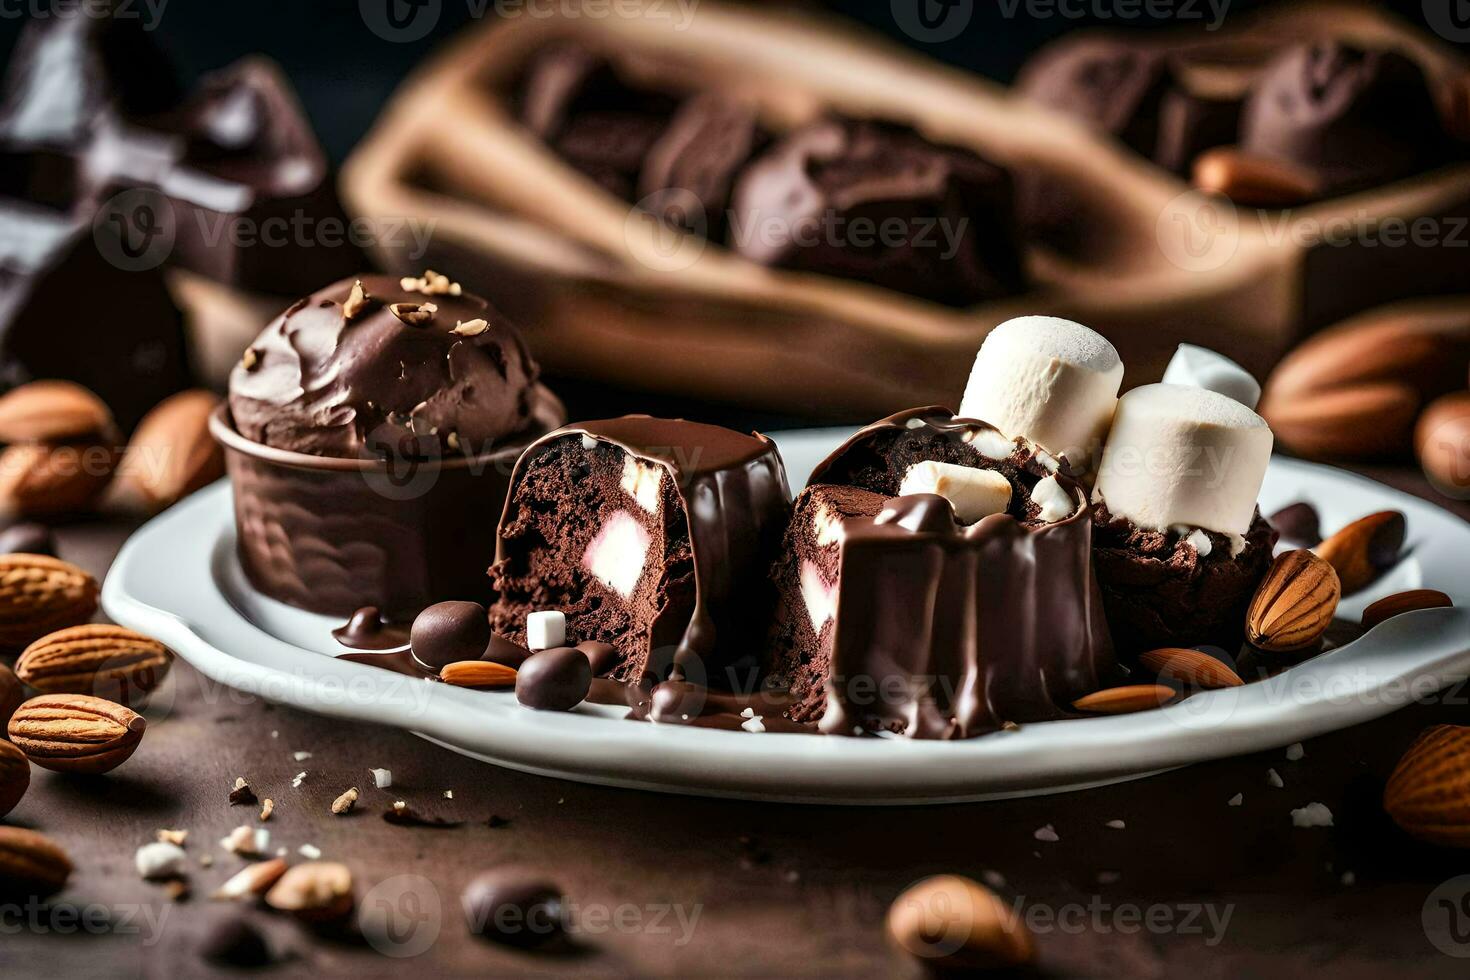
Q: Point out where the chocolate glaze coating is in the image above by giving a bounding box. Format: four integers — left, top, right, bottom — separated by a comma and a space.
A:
576, 640, 623, 677
1240, 42, 1460, 194
0, 523, 57, 557
411, 601, 493, 671
1019, 39, 1173, 160
228, 273, 559, 459
461, 870, 565, 946
515, 647, 593, 711
729, 118, 1026, 307
638, 93, 769, 237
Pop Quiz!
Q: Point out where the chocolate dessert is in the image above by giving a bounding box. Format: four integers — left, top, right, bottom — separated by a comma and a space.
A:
729, 118, 1026, 307
490, 417, 792, 686
766, 408, 1115, 737
638, 93, 769, 237
216, 271, 563, 618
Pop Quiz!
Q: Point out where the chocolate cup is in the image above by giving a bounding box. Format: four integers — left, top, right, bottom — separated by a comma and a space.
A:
210, 405, 557, 621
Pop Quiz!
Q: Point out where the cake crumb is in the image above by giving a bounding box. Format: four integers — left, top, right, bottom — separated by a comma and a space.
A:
1291, 803, 1334, 828
1228, 793, 1243, 807
1034, 825, 1060, 843
1286, 742, 1305, 761
443, 790, 454, 799
1267, 768, 1284, 788
228, 777, 257, 807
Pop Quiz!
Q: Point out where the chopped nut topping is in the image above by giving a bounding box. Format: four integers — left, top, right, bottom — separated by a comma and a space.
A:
229, 777, 258, 807
212, 858, 287, 900
156, 829, 189, 846
241, 348, 259, 371
342, 279, 370, 320
331, 787, 359, 815
259, 798, 274, 821
400, 269, 459, 296
446, 431, 461, 452
451, 318, 489, 337
389, 302, 435, 326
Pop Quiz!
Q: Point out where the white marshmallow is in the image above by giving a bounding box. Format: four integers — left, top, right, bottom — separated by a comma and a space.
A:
799, 560, 839, 633
583, 511, 651, 599
620, 456, 664, 514
1031, 475, 1077, 523
962, 426, 1018, 461
899, 461, 1012, 524
1162, 344, 1261, 410
811, 500, 846, 547
526, 610, 567, 651
959, 316, 1123, 466
1094, 383, 1273, 536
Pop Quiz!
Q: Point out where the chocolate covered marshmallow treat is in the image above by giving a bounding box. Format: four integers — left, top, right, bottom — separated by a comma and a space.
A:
766, 408, 1115, 737
491, 418, 792, 686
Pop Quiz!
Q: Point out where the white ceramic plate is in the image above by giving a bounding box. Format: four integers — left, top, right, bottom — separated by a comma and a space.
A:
102, 429, 1470, 805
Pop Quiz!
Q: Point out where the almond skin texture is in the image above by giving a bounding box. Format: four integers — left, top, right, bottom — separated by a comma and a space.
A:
1192, 148, 1321, 207
1262, 382, 1420, 461
0, 441, 119, 518
8, 694, 146, 774
1384, 725, 1470, 847
113, 389, 225, 511
1246, 550, 1341, 652
0, 663, 22, 731
0, 740, 29, 816
0, 826, 72, 897
887, 875, 1035, 971
1138, 648, 1244, 689
0, 554, 99, 648
16, 625, 173, 707
1416, 391, 1470, 498
0, 380, 113, 443
265, 862, 354, 922
1361, 590, 1454, 631
1315, 511, 1407, 594
1072, 684, 1177, 715
440, 660, 517, 689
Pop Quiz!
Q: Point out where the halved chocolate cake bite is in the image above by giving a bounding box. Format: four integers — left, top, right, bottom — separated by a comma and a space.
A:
490, 418, 792, 687
767, 408, 1115, 738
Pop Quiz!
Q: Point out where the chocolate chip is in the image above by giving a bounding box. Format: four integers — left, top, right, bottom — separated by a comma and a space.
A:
0, 522, 56, 557
575, 641, 622, 677
461, 870, 564, 946
383, 803, 465, 828
411, 601, 492, 672
484, 633, 532, 670
199, 916, 271, 967
515, 647, 592, 711
1365, 511, 1407, 569
1268, 502, 1321, 546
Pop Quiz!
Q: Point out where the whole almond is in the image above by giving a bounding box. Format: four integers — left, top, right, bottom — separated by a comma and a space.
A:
213, 858, 289, 900
0, 380, 113, 443
440, 660, 518, 689
1384, 725, 1470, 847
1262, 382, 1420, 460
113, 390, 225, 511
1315, 511, 1407, 594
1138, 648, 1244, 689
1361, 590, 1454, 631
0, 740, 29, 816
1192, 147, 1321, 207
0, 826, 72, 897
1416, 391, 1470, 498
1246, 550, 1341, 652
8, 694, 146, 774
887, 874, 1035, 971
0, 441, 119, 518
0, 662, 22, 731
0, 554, 99, 648
16, 625, 173, 707
265, 862, 354, 921
1071, 684, 1177, 715
1263, 309, 1470, 405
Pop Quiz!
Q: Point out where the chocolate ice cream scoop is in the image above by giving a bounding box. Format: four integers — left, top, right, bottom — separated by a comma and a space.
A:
228, 272, 560, 459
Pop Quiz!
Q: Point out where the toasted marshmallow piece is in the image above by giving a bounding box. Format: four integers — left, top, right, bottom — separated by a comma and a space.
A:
1162, 344, 1261, 410
1094, 383, 1273, 536
899, 461, 1012, 524
959, 316, 1123, 465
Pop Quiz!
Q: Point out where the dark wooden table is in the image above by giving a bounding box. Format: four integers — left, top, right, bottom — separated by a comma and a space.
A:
3, 466, 1469, 979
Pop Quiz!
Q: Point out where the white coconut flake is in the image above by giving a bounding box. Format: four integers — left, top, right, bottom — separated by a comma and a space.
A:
1286, 742, 1305, 761
135, 842, 187, 880
1034, 824, 1060, 843
1105, 819, 1126, 830
1267, 768, 1284, 788
1291, 803, 1334, 828
371, 767, 392, 789
741, 715, 766, 733
293, 751, 313, 762
299, 844, 322, 860
740, 707, 756, 718
292, 771, 307, 788
1228, 793, 1243, 807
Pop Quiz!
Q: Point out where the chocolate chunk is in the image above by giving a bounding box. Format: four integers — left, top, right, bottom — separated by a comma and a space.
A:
0, 523, 56, 557
1240, 42, 1459, 195
515, 647, 592, 712
382, 803, 464, 828
331, 606, 412, 650
1018, 39, 1171, 160
638, 93, 768, 237
228, 780, 258, 807
484, 633, 533, 670
1268, 502, 1322, 547
575, 641, 622, 677
199, 916, 271, 967
411, 601, 493, 672
461, 870, 564, 946
729, 119, 1026, 307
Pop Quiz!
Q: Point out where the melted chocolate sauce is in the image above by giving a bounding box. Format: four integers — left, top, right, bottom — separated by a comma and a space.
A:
332, 606, 411, 650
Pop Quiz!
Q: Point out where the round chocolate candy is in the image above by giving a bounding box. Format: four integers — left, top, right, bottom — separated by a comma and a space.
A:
411, 601, 492, 672
484, 633, 533, 670
515, 647, 592, 711
199, 916, 271, 967
462, 870, 565, 946
0, 522, 56, 557
575, 640, 622, 677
